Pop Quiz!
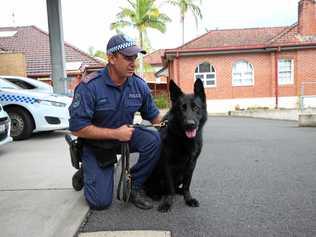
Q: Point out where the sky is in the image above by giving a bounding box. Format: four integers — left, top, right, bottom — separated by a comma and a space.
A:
0, 0, 301, 54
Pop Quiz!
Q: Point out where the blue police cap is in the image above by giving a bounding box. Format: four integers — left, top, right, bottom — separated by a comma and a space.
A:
106, 34, 146, 56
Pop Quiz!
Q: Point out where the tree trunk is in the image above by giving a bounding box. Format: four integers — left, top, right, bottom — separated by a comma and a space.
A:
181, 15, 185, 45
139, 31, 144, 78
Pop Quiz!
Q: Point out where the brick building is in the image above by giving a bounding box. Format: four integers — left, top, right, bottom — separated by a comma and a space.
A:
162, 0, 316, 113
143, 49, 167, 95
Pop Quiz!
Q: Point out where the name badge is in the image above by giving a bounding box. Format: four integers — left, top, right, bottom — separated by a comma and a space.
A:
128, 93, 141, 99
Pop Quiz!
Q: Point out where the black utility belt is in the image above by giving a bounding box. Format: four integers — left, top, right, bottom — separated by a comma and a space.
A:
84, 139, 121, 168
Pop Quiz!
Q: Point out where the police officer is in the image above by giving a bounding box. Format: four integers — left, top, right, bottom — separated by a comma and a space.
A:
69, 34, 161, 210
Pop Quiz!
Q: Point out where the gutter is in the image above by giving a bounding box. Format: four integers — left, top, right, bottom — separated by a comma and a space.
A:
164, 43, 316, 59
28, 65, 104, 78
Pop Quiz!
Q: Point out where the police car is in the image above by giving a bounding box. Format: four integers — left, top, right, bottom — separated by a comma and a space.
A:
0, 78, 72, 140
0, 103, 12, 146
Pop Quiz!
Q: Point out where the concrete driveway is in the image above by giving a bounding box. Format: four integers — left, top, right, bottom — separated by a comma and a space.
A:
0, 131, 88, 237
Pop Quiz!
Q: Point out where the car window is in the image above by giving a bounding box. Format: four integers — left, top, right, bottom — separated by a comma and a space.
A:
0, 78, 21, 89
8, 79, 36, 89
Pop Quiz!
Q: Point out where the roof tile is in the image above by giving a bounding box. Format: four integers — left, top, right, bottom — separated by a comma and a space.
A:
0, 25, 105, 76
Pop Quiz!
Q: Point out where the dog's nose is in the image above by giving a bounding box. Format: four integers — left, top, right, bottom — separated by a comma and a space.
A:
185, 120, 196, 129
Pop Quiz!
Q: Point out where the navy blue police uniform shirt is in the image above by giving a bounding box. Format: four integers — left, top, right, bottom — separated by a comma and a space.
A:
69, 66, 159, 132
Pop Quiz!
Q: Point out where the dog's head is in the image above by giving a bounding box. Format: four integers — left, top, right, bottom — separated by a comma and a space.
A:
168, 79, 207, 139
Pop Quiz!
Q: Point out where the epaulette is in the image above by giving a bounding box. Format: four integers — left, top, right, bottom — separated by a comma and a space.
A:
132, 73, 146, 82
82, 71, 99, 84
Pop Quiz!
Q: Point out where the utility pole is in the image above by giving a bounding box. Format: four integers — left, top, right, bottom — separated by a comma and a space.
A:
46, 0, 67, 95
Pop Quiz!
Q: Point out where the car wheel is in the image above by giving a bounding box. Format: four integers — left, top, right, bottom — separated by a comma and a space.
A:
7, 108, 34, 140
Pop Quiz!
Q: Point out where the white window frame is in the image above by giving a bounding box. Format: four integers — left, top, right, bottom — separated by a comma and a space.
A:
278, 59, 294, 85
232, 60, 254, 86
194, 62, 216, 88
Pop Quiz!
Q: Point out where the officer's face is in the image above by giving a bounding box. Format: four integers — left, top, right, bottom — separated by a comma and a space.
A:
111, 53, 138, 78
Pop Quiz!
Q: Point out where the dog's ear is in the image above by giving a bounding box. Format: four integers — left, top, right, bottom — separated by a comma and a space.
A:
169, 80, 183, 104
194, 78, 206, 103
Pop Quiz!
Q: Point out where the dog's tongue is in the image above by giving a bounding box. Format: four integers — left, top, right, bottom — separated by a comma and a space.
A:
185, 129, 197, 138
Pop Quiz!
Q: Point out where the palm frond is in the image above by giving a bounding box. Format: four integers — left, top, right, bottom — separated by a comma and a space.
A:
116, 8, 136, 19
110, 20, 133, 30
189, 3, 202, 19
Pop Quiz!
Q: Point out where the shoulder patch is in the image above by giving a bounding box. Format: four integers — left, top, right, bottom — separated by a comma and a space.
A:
82, 71, 99, 84
71, 93, 81, 109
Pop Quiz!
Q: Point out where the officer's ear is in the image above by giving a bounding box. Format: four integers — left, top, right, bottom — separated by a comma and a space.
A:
108, 53, 117, 65
108, 54, 115, 65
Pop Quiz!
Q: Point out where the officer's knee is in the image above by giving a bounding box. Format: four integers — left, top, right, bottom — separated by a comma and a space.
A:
150, 130, 161, 145
154, 130, 161, 144
148, 130, 161, 152
86, 196, 112, 210
84, 185, 113, 210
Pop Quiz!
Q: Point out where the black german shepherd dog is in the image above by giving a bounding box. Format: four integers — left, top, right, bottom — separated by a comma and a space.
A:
144, 78, 207, 212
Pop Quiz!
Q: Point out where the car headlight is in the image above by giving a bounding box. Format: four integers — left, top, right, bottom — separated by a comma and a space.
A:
35, 99, 66, 107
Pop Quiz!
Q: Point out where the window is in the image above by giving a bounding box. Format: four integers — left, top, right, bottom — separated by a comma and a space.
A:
6, 79, 35, 89
194, 62, 216, 87
232, 60, 254, 86
278, 59, 294, 85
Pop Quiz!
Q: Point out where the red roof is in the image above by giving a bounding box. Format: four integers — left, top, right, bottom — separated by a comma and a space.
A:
0, 25, 105, 76
144, 49, 164, 65
180, 26, 287, 49
165, 23, 316, 55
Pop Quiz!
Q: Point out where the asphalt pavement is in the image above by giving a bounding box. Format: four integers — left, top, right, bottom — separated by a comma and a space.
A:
0, 117, 315, 237
79, 117, 316, 237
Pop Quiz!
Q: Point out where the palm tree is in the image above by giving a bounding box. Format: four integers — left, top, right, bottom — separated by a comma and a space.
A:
166, 0, 202, 45
110, 0, 171, 76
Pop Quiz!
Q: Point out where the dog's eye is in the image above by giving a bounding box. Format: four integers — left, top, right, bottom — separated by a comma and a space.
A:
193, 105, 200, 112
192, 104, 200, 112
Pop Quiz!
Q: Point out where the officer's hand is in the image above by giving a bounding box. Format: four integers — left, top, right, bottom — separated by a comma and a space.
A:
115, 125, 134, 142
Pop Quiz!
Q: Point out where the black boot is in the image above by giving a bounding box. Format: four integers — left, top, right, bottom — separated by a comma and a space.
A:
72, 167, 83, 191
129, 188, 153, 210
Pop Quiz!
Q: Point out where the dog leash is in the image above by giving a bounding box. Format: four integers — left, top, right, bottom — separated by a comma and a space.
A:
117, 142, 131, 203
128, 120, 168, 129
117, 120, 168, 203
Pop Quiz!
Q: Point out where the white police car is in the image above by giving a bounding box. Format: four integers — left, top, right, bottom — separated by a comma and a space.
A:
0, 103, 12, 146
0, 78, 72, 140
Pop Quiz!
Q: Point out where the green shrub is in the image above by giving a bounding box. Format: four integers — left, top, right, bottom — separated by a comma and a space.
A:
153, 94, 170, 109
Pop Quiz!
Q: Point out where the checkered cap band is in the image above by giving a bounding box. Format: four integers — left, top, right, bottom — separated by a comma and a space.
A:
107, 41, 136, 54
0, 94, 36, 104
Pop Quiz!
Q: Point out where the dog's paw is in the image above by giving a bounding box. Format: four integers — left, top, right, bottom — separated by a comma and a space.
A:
185, 198, 200, 207
158, 202, 172, 212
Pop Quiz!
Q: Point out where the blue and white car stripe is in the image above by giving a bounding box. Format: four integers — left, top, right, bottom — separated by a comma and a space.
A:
0, 94, 36, 104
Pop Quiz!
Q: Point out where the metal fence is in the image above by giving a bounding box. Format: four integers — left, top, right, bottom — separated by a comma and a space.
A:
300, 81, 316, 111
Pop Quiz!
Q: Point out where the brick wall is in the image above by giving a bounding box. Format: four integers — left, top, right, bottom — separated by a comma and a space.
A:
0, 53, 27, 76
298, 0, 316, 35
297, 48, 316, 96
169, 48, 316, 100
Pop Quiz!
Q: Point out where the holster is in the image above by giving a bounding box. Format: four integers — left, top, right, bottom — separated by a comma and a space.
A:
68, 137, 83, 169
83, 139, 120, 168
